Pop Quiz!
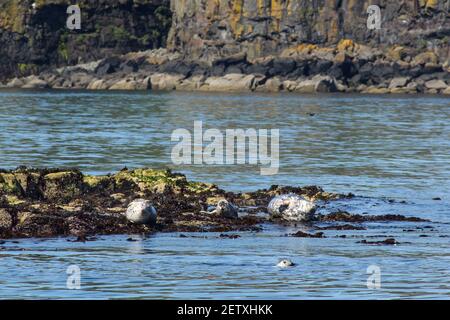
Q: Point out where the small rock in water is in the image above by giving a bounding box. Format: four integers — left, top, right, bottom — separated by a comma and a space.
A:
358, 238, 399, 245
268, 194, 316, 222
277, 259, 296, 268
68, 235, 98, 242
290, 231, 325, 238
126, 199, 157, 225
432, 197, 442, 201
219, 234, 240, 239
317, 224, 366, 231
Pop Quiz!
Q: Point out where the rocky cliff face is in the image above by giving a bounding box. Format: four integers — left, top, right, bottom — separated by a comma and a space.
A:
0, 0, 171, 80
168, 0, 449, 63
1, 0, 449, 93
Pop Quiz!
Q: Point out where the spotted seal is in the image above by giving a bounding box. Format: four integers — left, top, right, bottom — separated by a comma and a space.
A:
201, 199, 238, 219
268, 194, 316, 222
277, 259, 296, 268
125, 199, 157, 225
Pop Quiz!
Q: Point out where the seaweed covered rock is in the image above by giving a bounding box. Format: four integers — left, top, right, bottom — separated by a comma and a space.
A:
44, 171, 83, 202
0, 208, 13, 230
3, 167, 421, 240
115, 168, 220, 194
0, 167, 265, 238
0, 172, 23, 195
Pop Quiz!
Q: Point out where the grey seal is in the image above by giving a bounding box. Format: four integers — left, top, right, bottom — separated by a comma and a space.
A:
126, 199, 157, 225
277, 259, 296, 268
268, 194, 316, 222
201, 199, 238, 219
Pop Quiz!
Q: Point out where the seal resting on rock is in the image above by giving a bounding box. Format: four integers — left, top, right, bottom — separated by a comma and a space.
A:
268, 194, 316, 222
277, 259, 296, 268
125, 199, 157, 225
202, 200, 238, 219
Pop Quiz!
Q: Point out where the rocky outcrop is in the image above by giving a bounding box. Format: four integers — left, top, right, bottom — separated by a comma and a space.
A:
0, 167, 433, 240
0, 167, 349, 238
0, 0, 172, 81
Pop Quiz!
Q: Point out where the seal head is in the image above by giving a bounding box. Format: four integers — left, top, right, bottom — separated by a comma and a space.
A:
201, 199, 238, 219
277, 259, 296, 268
215, 200, 239, 219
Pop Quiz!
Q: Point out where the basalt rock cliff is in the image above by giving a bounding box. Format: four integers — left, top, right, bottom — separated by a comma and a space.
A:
0, 0, 172, 80
168, 0, 449, 63
0, 0, 449, 93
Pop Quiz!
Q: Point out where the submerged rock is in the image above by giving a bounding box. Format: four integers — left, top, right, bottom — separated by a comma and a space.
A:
317, 224, 366, 231
358, 238, 399, 245
319, 211, 429, 223
290, 231, 325, 238
219, 233, 240, 239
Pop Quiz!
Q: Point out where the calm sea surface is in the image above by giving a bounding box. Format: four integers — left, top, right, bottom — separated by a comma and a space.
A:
0, 90, 449, 299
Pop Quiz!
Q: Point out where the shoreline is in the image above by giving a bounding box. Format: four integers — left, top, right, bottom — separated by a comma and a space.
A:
3, 72, 449, 95
2, 45, 449, 95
